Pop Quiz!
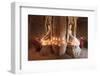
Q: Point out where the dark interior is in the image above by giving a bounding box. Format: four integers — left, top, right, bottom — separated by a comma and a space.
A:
28, 15, 88, 60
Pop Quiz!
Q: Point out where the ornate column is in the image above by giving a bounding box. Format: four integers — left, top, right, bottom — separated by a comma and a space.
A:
52, 16, 67, 56
73, 17, 78, 37
41, 16, 67, 56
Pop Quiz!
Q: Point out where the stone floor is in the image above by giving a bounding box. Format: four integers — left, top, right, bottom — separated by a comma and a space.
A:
28, 47, 88, 60
78, 48, 88, 58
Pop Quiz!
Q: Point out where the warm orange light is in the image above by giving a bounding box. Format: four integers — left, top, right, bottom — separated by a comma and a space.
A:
41, 37, 67, 46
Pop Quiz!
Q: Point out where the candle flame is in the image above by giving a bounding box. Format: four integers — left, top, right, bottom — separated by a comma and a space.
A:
41, 37, 66, 46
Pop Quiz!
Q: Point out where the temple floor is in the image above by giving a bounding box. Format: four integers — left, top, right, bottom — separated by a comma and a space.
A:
28, 47, 88, 61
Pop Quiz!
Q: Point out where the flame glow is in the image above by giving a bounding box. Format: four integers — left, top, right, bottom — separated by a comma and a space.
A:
41, 37, 66, 46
